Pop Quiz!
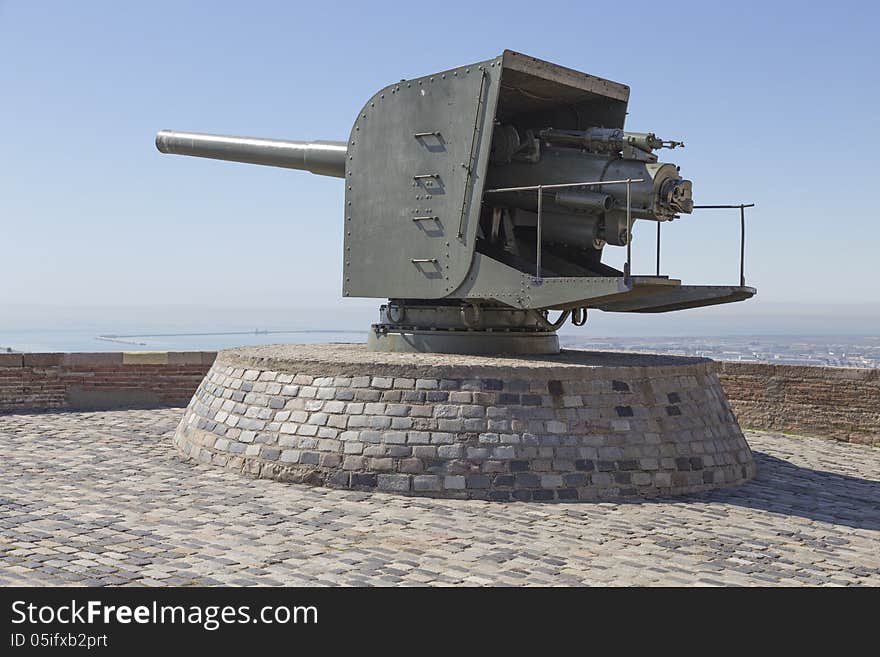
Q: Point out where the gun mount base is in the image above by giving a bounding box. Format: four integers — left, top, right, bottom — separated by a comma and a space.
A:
174, 344, 756, 500
368, 302, 561, 355
368, 329, 559, 355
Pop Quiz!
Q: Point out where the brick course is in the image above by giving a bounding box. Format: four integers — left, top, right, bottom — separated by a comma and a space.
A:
0, 352, 215, 411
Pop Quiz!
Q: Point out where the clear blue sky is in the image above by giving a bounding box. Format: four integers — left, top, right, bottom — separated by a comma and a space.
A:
2, 0, 878, 335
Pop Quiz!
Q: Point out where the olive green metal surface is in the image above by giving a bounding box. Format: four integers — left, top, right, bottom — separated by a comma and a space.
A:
154, 50, 756, 354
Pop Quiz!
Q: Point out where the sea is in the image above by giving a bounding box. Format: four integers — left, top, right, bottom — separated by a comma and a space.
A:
0, 329, 368, 354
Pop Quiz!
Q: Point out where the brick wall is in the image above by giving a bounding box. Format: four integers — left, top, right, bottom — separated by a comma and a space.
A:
0, 352, 216, 412
718, 362, 879, 446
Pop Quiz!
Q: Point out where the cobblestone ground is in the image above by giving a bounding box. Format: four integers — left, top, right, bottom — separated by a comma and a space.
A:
1, 408, 878, 586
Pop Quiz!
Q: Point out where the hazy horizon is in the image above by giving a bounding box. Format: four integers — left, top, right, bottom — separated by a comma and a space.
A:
2, 2, 878, 341
4, 300, 879, 339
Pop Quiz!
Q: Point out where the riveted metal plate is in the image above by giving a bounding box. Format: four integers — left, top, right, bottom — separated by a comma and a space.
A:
343, 58, 503, 299
451, 252, 631, 310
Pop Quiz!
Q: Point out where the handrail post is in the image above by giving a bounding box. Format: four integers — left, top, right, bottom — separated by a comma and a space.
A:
624, 178, 632, 283
536, 185, 543, 280
656, 221, 661, 276
739, 204, 746, 287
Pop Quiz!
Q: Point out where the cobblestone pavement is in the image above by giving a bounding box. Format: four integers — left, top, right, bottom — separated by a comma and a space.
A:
1, 408, 878, 586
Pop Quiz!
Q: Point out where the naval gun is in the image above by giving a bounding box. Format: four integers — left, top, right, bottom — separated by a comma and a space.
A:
156, 50, 755, 355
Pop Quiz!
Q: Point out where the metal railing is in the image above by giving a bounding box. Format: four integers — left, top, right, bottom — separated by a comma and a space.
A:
484, 178, 643, 280
484, 181, 753, 288
691, 203, 755, 287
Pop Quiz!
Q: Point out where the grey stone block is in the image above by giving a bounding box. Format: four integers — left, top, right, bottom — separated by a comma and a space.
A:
444, 475, 466, 490
280, 450, 300, 463
378, 474, 410, 492
437, 444, 464, 459
413, 475, 441, 491
515, 473, 540, 488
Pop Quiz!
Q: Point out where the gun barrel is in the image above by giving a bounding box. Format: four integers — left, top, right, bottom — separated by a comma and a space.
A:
155, 130, 347, 178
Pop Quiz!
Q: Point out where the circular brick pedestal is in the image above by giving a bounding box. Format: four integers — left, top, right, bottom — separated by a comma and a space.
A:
173, 345, 756, 500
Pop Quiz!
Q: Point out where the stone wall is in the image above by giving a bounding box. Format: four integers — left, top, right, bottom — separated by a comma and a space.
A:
173, 345, 755, 500
0, 352, 216, 412
719, 362, 879, 446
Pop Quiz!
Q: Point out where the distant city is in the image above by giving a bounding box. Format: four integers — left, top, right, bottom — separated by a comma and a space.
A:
559, 335, 880, 368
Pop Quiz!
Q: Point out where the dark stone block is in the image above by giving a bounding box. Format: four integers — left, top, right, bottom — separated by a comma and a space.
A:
557, 488, 579, 500
327, 471, 350, 488
240, 382, 253, 392
509, 460, 530, 472
597, 460, 616, 472
521, 394, 542, 406
426, 391, 449, 402
506, 380, 530, 392
512, 489, 533, 502
702, 470, 715, 484
350, 473, 377, 488
440, 379, 461, 390
689, 457, 704, 470
672, 472, 689, 487
498, 393, 520, 404
231, 391, 245, 402
614, 472, 631, 485
533, 490, 554, 501
466, 474, 491, 489
494, 474, 515, 487
547, 380, 564, 396
618, 487, 637, 496
515, 473, 540, 488
482, 378, 503, 391
615, 405, 634, 417
666, 405, 682, 416
667, 392, 681, 404
299, 452, 319, 465
617, 459, 639, 471
424, 461, 448, 474
472, 392, 494, 405
488, 490, 510, 501
563, 473, 587, 487
612, 380, 630, 392
575, 459, 595, 472
402, 391, 425, 402
675, 457, 692, 471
